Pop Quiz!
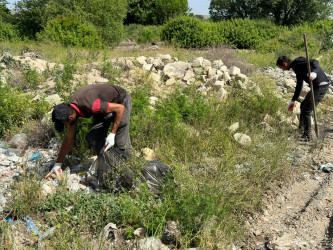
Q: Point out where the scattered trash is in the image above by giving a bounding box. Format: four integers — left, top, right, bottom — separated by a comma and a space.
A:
30, 152, 41, 162
319, 163, 333, 173
4, 148, 24, 157
23, 216, 40, 236
0, 141, 7, 149
6, 218, 12, 222
235, 163, 250, 174
38, 226, 56, 241
8, 133, 28, 149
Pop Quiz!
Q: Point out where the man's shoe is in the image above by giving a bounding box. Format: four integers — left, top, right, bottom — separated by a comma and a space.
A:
298, 134, 311, 142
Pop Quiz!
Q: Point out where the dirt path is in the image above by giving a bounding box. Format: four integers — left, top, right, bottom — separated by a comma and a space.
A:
244, 119, 333, 249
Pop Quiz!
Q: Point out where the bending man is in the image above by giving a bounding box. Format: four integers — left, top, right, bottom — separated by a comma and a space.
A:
276, 56, 330, 141
47, 84, 132, 178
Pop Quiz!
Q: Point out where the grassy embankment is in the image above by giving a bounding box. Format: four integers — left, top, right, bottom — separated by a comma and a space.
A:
1, 19, 333, 247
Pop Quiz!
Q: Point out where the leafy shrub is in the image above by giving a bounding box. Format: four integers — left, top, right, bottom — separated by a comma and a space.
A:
162, 17, 281, 49
37, 16, 103, 48
0, 82, 50, 137
0, 20, 20, 42
220, 19, 281, 49
137, 26, 161, 44
155, 88, 208, 125
55, 59, 80, 102
161, 16, 213, 48
21, 64, 44, 90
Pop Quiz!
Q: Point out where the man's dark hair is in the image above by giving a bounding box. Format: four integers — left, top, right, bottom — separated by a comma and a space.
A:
276, 56, 292, 66
52, 103, 74, 132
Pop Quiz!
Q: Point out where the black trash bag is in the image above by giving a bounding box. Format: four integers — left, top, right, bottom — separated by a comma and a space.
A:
92, 147, 172, 194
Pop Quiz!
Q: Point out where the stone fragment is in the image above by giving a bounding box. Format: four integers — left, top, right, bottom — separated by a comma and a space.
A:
136, 56, 147, 65
141, 148, 155, 161
192, 57, 204, 67
217, 88, 228, 102
134, 228, 145, 238
284, 79, 296, 89
45, 94, 62, 106
163, 62, 191, 80
183, 69, 196, 81
233, 133, 251, 146
138, 237, 169, 250
229, 122, 239, 132
228, 66, 241, 76
213, 60, 224, 69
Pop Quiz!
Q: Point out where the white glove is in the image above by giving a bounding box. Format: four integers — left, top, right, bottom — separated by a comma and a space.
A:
288, 101, 295, 112
104, 133, 116, 152
45, 163, 62, 179
308, 72, 317, 80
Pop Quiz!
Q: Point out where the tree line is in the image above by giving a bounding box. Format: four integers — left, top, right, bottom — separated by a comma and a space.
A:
209, 0, 333, 26
0, 0, 332, 47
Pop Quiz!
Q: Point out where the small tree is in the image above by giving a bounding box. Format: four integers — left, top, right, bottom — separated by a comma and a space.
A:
126, 0, 188, 25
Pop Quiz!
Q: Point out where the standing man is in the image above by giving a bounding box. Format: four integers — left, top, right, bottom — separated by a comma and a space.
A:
46, 84, 132, 178
276, 56, 330, 141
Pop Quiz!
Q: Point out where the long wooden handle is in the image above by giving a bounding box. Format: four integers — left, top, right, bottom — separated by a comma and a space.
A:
303, 33, 319, 138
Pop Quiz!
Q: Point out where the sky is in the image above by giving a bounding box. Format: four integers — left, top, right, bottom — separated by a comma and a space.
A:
188, 0, 210, 15
6, 0, 211, 15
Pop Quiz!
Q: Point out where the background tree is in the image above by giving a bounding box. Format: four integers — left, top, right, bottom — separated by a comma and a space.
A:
125, 0, 155, 24
209, 0, 333, 25
154, 0, 188, 24
0, 0, 11, 22
14, 0, 50, 38
270, 0, 332, 25
126, 0, 188, 25
209, 0, 270, 21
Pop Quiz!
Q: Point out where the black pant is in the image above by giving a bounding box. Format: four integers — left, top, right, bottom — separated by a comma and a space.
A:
300, 84, 329, 137
87, 93, 132, 155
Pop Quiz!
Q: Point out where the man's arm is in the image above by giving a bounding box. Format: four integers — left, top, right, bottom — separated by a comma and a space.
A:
107, 103, 125, 134
56, 123, 75, 163
292, 75, 303, 101
310, 59, 320, 73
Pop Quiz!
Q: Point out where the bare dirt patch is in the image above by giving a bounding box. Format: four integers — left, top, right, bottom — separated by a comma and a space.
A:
243, 116, 333, 249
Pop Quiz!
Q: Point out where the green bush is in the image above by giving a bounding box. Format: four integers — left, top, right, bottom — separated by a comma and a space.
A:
0, 19, 20, 42
0, 82, 50, 137
124, 24, 162, 44
161, 17, 281, 49
161, 16, 213, 48
220, 19, 281, 49
37, 16, 103, 48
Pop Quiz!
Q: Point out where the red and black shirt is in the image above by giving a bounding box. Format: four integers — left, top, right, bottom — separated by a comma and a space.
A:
69, 84, 127, 118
